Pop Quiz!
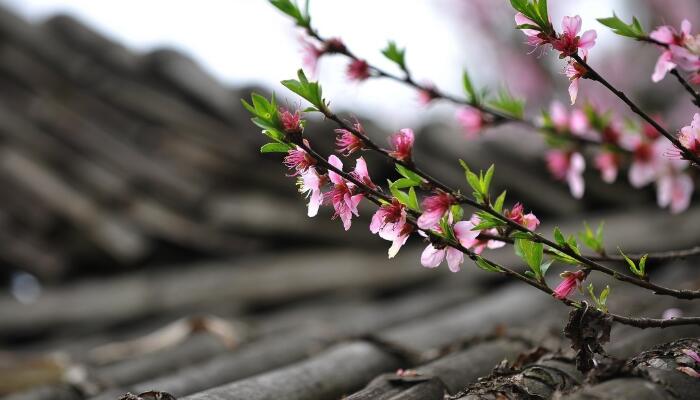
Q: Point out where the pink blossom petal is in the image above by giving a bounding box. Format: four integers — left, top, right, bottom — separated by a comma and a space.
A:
515, 12, 540, 37
388, 234, 409, 258
421, 245, 445, 268
629, 161, 657, 188
453, 220, 480, 248
569, 109, 590, 135
681, 19, 692, 36
550, 101, 568, 130
652, 52, 675, 82
562, 15, 582, 37
445, 247, 464, 273
579, 30, 597, 50
354, 157, 370, 181
328, 155, 344, 184
650, 26, 675, 44
369, 209, 384, 234
568, 78, 579, 105
417, 211, 442, 230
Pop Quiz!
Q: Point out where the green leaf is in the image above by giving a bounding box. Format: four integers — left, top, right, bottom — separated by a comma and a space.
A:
515, 238, 544, 279
536, 0, 549, 27
578, 221, 605, 254
493, 190, 507, 213
566, 235, 581, 255
471, 211, 507, 230
487, 87, 525, 118
618, 247, 645, 278
269, 0, 310, 27
450, 204, 464, 222
389, 184, 410, 208
638, 254, 648, 276
510, 231, 533, 240
395, 164, 423, 184
482, 164, 495, 195
462, 70, 478, 104
391, 177, 419, 189
540, 259, 553, 277
597, 13, 646, 38
475, 256, 503, 272
281, 69, 325, 109
260, 143, 292, 153
553, 227, 566, 247
382, 41, 406, 70
599, 285, 610, 307
407, 187, 420, 212
587, 283, 610, 312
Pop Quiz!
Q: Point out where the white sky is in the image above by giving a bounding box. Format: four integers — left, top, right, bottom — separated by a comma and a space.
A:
1, 0, 624, 128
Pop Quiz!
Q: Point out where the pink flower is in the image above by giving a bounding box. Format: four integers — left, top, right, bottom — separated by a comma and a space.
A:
297, 167, 325, 217
553, 270, 585, 300
421, 220, 479, 272
301, 38, 323, 74
325, 155, 362, 230
388, 128, 415, 162
552, 16, 596, 58
350, 156, 378, 191
347, 59, 370, 81
300, 37, 346, 75
678, 113, 700, 158
504, 203, 540, 230
594, 151, 620, 183
650, 20, 695, 82
456, 107, 485, 139
549, 101, 589, 136
464, 214, 505, 254
564, 60, 588, 104
335, 129, 364, 156
418, 84, 438, 106
623, 137, 662, 188
417, 192, 455, 229
514, 13, 550, 48
283, 144, 316, 176
657, 171, 693, 214
546, 150, 585, 198
370, 199, 412, 258
279, 107, 303, 134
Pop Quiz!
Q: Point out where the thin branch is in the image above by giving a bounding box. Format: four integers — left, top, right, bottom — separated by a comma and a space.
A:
304, 27, 622, 152
477, 233, 700, 263
293, 136, 700, 328
320, 103, 700, 300
571, 53, 700, 166
638, 36, 700, 107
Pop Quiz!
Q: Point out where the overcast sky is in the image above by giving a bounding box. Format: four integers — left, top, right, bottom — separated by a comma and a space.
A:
1, 0, 621, 128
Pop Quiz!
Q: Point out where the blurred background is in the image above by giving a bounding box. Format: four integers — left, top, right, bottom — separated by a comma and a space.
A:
0, 1, 699, 399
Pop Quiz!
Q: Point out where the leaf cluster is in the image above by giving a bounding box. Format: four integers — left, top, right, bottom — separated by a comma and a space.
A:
241, 93, 295, 153
269, 0, 311, 28
281, 69, 327, 112
597, 13, 646, 39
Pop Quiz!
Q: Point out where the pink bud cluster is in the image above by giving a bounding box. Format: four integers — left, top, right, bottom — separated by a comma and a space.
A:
541, 102, 694, 213
515, 14, 596, 104
301, 37, 372, 82
649, 20, 700, 83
